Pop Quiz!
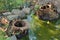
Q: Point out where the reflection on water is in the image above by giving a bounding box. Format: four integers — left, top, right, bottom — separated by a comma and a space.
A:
29, 30, 37, 40
27, 14, 37, 40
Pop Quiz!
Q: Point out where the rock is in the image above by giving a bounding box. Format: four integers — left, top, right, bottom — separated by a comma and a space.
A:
22, 8, 30, 14
7, 15, 18, 20
36, 3, 59, 20
11, 9, 26, 18
2, 12, 11, 16
38, 9, 59, 20
11, 9, 21, 15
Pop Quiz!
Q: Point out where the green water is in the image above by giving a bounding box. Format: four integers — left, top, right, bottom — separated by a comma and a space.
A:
29, 15, 60, 40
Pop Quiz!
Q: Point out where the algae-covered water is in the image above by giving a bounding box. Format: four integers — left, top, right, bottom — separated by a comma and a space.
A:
29, 15, 60, 40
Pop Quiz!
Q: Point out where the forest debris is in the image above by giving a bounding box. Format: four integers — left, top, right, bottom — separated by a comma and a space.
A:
0, 27, 7, 32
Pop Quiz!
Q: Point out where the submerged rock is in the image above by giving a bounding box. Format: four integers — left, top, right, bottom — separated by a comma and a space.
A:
10, 35, 17, 40
6, 35, 17, 40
